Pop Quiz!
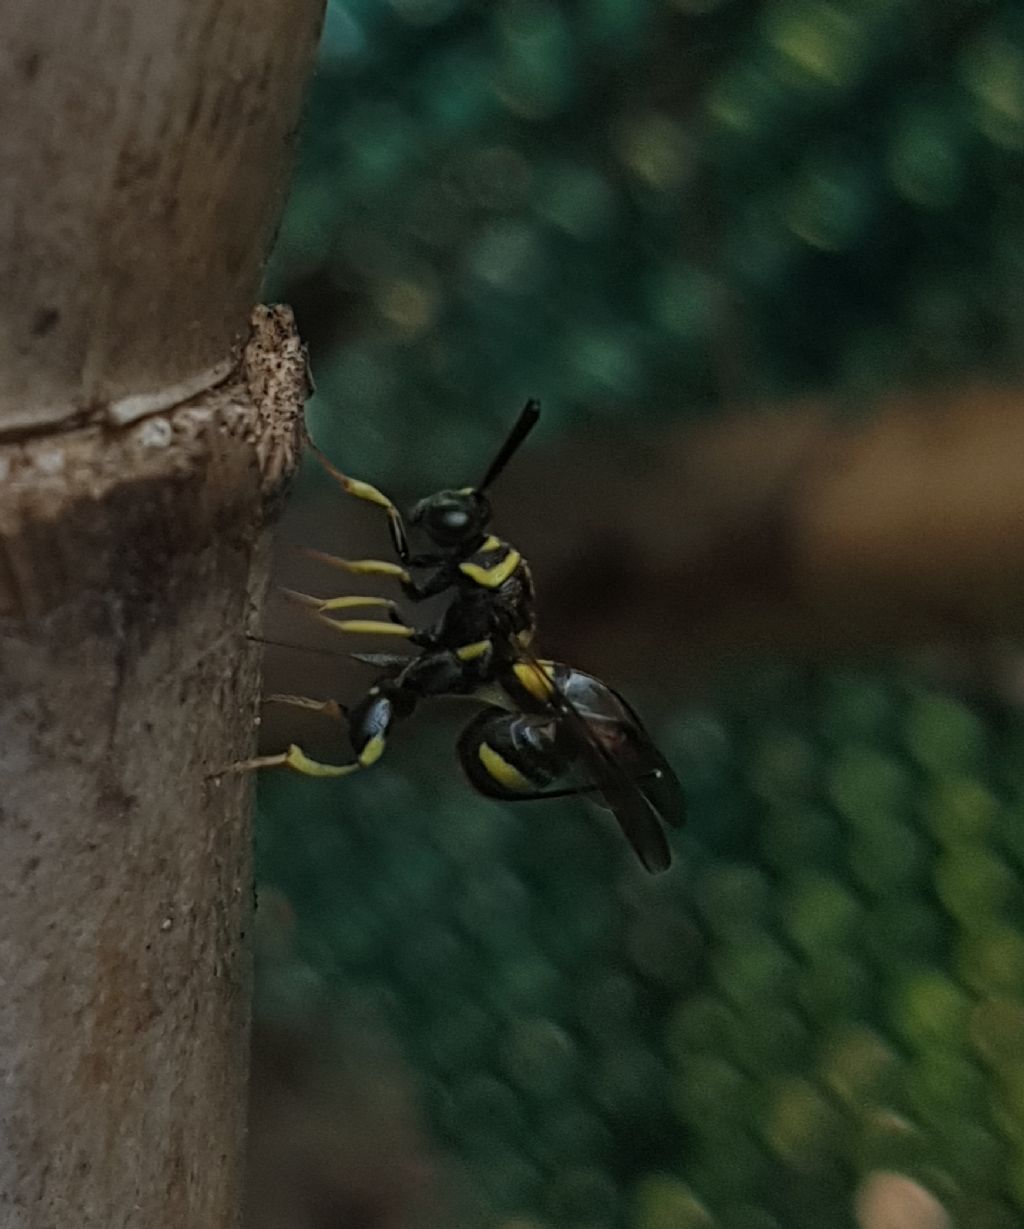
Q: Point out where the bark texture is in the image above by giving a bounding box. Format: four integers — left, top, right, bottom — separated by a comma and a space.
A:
0, 0, 323, 1223
0, 306, 309, 1227
1, 1, 321, 434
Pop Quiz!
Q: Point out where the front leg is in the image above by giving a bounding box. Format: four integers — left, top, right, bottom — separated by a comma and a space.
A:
309, 443, 412, 563
400, 562, 456, 603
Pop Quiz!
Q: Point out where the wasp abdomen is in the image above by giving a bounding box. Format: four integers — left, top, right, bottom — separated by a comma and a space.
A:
457, 708, 563, 800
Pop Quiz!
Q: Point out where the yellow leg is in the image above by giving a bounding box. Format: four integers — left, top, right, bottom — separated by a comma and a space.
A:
279, 587, 398, 615
308, 445, 410, 559
298, 547, 411, 585
280, 588, 416, 637
318, 596, 398, 614
223, 743, 361, 778
309, 445, 396, 510
324, 619, 416, 637
217, 695, 390, 778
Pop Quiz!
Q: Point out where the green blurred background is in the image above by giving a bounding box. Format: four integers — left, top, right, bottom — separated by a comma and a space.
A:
247, 3, 1024, 1227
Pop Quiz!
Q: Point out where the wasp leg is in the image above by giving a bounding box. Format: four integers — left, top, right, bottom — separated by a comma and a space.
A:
342, 651, 496, 774
224, 682, 407, 779
264, 694, 346, 722
281, 588, 418, 639
222, 743, 361, 778
388, 638, 499, 696
298, 548, 412, 586
308, 445, 411, 562
342, 678, 419, 769
280, 588, 399, 615
325, 619, 417, 638
321, 596, 399, 614
297, 549, 456, 604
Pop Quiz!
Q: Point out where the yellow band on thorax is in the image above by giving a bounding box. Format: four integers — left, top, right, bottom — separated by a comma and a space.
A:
459, 548, 521, 588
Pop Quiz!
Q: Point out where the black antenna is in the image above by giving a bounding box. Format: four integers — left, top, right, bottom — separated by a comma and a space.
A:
477, 399, 540, 492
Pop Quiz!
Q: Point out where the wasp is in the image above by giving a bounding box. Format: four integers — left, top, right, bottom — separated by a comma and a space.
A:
240, 400, 684, 872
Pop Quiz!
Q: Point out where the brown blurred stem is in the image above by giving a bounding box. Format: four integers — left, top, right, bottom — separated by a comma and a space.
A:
501, 382, 1024, 681
0, 2, 321, 1225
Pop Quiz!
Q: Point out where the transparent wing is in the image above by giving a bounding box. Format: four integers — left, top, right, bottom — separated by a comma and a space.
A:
588, 693, 686, 831
516, 653, 679, 873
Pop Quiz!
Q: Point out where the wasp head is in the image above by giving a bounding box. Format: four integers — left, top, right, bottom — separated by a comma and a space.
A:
409, 488, 491, 550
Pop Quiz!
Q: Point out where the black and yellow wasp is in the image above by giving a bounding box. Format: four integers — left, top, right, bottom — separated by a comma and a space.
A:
241, 401, 684, 872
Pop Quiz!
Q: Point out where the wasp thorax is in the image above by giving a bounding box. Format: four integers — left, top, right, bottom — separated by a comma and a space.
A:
410, 489, 491, 548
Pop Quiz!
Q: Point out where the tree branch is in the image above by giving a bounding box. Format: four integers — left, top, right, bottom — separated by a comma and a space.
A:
0, 0, 324, 1221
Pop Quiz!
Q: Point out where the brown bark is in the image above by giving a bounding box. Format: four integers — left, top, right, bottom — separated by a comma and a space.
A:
0, 0, 322, 1224
1, 1, 320, 435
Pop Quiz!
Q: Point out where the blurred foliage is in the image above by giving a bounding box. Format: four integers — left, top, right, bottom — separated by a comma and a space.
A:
267, 0, 1024, 488
254, 3, 1024, 1228
256, 666, 1024, 1228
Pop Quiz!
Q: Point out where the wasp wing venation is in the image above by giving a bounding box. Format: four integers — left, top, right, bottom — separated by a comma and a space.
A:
555, 667, 684, 823
513, 652, 674, 873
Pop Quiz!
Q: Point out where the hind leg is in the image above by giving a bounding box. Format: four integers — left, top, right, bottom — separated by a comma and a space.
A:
325, 643, 503, 777
224, 680, 415, 779
228, 744, 362, 778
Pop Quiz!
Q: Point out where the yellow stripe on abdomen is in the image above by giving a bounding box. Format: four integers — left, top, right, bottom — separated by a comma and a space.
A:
478, 742, 532, 792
